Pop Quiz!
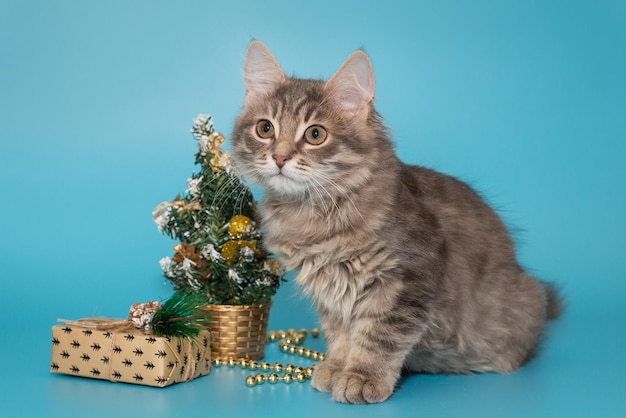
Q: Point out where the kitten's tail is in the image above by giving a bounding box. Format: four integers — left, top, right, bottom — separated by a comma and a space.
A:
543, 281, 566, 320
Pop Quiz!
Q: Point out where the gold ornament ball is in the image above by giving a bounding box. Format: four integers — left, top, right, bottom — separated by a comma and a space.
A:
282, 373, 293, 384
255, 373, 266, 385
220, 240, 239, 263
221, 239, 257, 263
245, 376, 256, 387
268, 373, 280, 384
228, 215, 253, 238
296, 372, 306, 383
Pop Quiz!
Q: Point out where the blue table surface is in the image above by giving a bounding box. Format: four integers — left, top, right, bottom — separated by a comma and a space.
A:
3, 278, 626, 418
2, 1, 625, 417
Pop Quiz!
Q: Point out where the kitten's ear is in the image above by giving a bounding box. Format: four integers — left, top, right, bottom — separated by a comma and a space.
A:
325, 50, 375, 117
244, 40, 285, 104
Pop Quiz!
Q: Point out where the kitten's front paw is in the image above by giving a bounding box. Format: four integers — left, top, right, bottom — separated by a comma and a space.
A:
331, 370, 394, 404
310, 361, 342, 393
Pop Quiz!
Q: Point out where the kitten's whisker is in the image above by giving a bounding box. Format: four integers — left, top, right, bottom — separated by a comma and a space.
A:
212, 176, 247, 215
306, 175, 349, 237
312, 171, 374, 234
306, 176, 334, 215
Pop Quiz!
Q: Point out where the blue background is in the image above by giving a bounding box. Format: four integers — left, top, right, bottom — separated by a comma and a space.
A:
1, 0, 625, 416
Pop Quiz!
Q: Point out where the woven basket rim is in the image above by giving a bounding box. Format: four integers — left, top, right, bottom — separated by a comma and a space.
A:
202, 302, 272, 312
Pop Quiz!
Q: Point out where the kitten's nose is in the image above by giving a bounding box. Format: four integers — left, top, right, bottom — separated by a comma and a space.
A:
272, 154, 291, 169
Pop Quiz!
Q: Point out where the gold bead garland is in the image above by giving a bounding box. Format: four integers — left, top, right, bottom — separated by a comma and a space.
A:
211, 328, 323, 387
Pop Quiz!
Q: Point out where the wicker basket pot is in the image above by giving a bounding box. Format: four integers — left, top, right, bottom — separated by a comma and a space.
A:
202, 302, 271, 360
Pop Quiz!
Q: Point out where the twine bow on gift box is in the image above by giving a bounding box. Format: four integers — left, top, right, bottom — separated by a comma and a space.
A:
59, 290, 211, 338
57, 317, 135, 331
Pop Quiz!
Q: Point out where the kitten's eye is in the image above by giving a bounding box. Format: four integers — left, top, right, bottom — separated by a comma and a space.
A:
304, 125, 327, 145
256, 120, 275, 139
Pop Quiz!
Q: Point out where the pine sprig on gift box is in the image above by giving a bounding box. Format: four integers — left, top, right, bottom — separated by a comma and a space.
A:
153, 115, 284, 305
150, 290, 211, 337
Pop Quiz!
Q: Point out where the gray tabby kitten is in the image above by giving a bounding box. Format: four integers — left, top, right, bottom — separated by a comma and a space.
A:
231, 40, 562, 404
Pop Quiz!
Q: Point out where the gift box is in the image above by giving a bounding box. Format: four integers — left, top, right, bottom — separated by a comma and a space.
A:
50, 319, 211, 387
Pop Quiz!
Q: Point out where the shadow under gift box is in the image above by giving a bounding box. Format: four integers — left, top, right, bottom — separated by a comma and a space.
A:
50, 322, 211, 387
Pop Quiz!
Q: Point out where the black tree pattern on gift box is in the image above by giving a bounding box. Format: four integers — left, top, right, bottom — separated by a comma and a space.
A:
82, 329, 92, 336
51, 326, 211, 387
124, 334, 135, 341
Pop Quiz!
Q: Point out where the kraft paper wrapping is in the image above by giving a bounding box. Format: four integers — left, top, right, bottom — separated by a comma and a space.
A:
50, 322, 211, 387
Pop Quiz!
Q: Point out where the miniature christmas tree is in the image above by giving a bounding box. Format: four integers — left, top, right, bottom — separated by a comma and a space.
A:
153, 114, 284, 305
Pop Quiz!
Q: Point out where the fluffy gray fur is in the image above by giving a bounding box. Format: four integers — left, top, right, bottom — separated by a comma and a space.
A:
231, 40, 562, 404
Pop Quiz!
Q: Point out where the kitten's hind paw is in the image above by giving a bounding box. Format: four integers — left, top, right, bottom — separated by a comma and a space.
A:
331, 371, 394, 404
310, 361, 342, 393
